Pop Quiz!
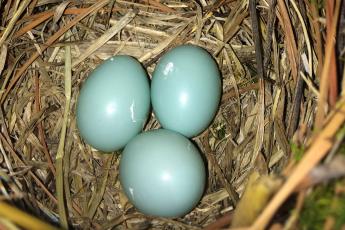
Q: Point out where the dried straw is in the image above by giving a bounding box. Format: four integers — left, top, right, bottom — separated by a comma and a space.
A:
0, 0, 344, 229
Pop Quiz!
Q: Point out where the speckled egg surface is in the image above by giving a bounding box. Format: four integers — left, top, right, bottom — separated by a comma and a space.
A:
119, 129, 206, 217
76, 55, 150, 152
151, 45, 221, 137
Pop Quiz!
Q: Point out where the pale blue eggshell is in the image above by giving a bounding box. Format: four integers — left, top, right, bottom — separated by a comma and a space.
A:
76, 56, 150, 152
151, 45, 221, 137
119, 129, 206, 217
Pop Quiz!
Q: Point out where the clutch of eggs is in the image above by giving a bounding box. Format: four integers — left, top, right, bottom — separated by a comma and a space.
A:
76, 45, 221, 217
76, 55, 150, 152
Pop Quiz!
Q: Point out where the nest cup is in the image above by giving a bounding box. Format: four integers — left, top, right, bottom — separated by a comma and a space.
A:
0, 1, 345, 230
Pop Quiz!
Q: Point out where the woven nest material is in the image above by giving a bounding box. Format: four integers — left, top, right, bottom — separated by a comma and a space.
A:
0, 0, 345, 229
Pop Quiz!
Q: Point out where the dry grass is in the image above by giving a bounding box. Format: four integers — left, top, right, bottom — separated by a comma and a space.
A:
0, 0, 345, 229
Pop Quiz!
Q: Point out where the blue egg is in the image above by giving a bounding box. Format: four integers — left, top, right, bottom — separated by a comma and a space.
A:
119, 129, 206, 217
151, 45, 221, 137
76, 56, 150, 152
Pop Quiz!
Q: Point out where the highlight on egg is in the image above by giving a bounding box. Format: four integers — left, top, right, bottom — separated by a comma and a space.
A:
76, 55, 150, 152
151, 44, 222, 138
119, 129, 206, 217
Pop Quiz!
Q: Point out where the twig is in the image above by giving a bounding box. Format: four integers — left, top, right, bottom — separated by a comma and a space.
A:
263, 0, 277, 69
203, 212, 233, 230
0, 201, 60, 230
56, 39, 72, 229
249, 0, 265, 166
309, 1, 324, 79
287, 76, 304, 138
249, 0, 264, 80
315, 0, 341, 129
276, 0, 298, 81
326, 0, 338, 107
250, 96, 345, 229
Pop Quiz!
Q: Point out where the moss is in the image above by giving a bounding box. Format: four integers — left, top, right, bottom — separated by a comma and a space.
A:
336, 125, 345, 140
331, 195, 345, 229
338, 141, 345, 156
290, 142, 305, 162
300, 181, 345, 230
310, 0, 325, 10
300, 186, 333, 230
336, 125, 345, 156
217, 125, 227, 139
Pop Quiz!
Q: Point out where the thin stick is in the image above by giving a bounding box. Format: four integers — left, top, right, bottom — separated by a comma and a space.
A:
250, 97, 345, 229
290, 0, 312, 76
0, 201, 60, 230
56, 40, 72, 229
263, 0, 277, 69
249, 0, 265, 166
315, 0, 341, 129
249, 0, 264, 80
277, 0, 298, 80
326, 0, 338, 107
309, 1, 323, 79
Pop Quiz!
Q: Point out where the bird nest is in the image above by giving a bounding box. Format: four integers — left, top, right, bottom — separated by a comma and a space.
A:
0, 0, 345, 229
